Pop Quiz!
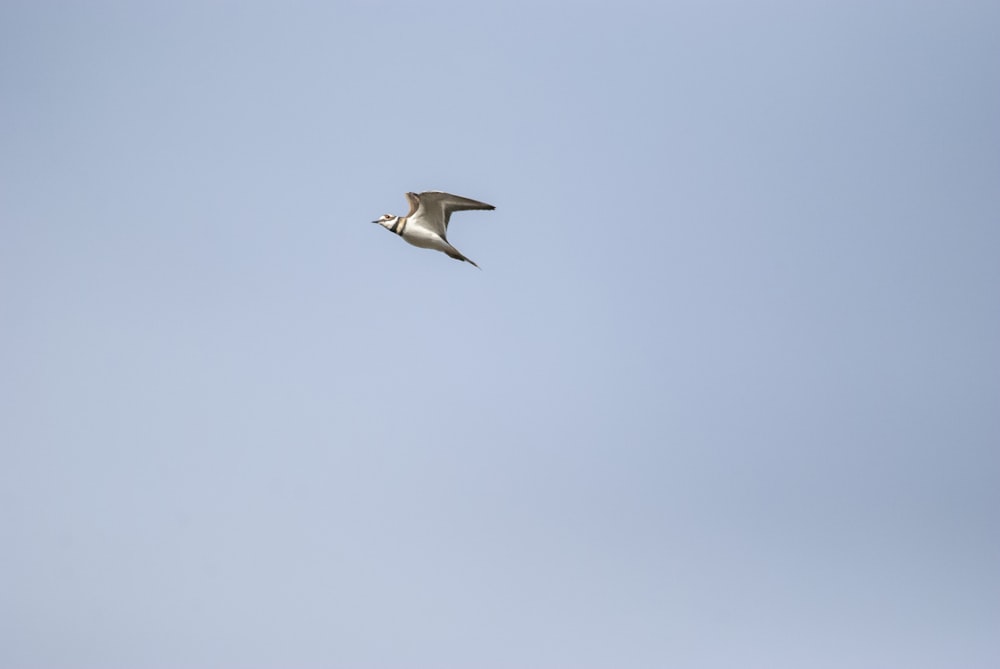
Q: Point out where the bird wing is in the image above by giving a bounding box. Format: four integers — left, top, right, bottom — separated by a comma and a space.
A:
408, 191, 495, 237
404, 192, 421, 217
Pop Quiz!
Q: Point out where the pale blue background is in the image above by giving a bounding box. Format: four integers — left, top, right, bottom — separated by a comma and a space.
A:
2, 1, 998, 667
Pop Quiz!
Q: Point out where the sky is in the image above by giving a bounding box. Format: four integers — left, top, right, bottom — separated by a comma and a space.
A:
2, 1, 998, 668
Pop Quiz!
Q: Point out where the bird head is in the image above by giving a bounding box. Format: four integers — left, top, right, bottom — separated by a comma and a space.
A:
372, 214, 398, 229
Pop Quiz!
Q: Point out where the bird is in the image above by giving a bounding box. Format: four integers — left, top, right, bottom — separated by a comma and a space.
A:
372, 191, 495, 268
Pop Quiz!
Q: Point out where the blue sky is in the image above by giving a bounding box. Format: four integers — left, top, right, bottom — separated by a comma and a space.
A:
2, 1, 998, 667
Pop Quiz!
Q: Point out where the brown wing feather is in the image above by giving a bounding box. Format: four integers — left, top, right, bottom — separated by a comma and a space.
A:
417, 191, 495, 232
404, 192, 421, 218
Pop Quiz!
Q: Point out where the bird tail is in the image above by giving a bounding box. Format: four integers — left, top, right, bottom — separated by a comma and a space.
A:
445, 246, 480, 269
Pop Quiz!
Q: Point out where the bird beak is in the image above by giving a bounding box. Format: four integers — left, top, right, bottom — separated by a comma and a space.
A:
371, 220, 380, 224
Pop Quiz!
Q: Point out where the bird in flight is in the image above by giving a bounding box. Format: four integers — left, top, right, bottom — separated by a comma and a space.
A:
372, 191, 495, 268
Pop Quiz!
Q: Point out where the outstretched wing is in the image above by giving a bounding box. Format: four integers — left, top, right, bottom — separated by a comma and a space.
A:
408, 191, 495, 237
404, 192, 421, 217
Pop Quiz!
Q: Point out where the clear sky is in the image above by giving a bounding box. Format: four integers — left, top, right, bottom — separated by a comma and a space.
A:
2, 1, 998, 668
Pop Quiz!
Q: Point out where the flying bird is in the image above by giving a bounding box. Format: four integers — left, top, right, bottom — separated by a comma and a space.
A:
372, 191, 495, 268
